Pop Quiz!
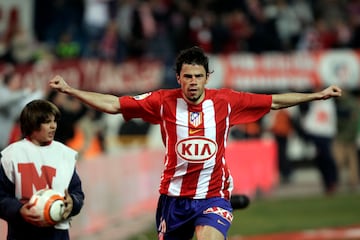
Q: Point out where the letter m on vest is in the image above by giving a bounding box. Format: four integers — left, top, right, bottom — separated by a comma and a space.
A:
18, 163, 56, 197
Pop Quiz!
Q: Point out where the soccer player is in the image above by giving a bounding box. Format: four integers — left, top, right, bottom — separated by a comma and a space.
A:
0, 99, 85, 240
49, 46, 341, 240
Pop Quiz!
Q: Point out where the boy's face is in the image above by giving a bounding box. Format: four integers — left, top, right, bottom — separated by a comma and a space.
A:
30, 115, 57, 146
177, 63, 209, 105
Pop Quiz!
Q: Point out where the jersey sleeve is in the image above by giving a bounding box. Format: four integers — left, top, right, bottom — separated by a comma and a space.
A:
227, 90, 272, 124
119, 91, 162, 124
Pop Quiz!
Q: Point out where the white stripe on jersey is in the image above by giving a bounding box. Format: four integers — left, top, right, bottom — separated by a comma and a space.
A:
219, 103, 232, 198
195, 99, 216, 198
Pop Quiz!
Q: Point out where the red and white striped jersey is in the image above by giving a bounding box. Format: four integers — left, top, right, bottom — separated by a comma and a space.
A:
120, 88, 272, 199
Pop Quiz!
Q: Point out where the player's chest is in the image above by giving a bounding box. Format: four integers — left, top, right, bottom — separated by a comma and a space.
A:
162, 100, 229, 133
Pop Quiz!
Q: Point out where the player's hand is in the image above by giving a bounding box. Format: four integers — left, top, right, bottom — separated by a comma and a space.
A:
62, 189, 73, 220
20, 202, 52, 227
320, 85, 342, 100
49, 75, 71, 93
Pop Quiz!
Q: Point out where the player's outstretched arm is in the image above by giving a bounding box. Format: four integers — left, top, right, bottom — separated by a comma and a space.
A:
271, 85, 342, 110
49, 75, 121, 114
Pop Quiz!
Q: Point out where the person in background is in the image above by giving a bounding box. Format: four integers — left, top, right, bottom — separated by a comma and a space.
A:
49, 46, 341, 240
0, 99, 85, 240
0, 67, 43, 150
46, 90, 87, 145
267, 108, 294, 184
66, 107, 105, 160
299, 96, 339, 195
334, 90, 360, 190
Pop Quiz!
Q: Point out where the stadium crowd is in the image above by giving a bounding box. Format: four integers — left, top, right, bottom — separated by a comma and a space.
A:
0, 0, 360, 65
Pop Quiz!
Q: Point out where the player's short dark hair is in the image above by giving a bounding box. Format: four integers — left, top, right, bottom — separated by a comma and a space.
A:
20, 99, 61, 137
175, 46, 212, 76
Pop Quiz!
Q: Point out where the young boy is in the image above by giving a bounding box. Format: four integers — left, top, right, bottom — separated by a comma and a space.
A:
0, 99, 85, 240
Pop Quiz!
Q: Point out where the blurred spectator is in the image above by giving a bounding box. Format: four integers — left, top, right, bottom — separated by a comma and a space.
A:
82, 0, 113, 58
8, 26, 38, 65
118, 118, 151, 145
346, 0, 360, 48
266, 108, 295, 184
297, 13, 350, 51
334, 91, 360, 189
146, 0, 175, 61
333, 18, 353, 48
0, 7, 19, 56
292, 0, 314, 27
231, 121, 262, 140
55, 30, 82, 59
0, 7, 37, 64
188, 9, 214, 53
46, 90, 87, 145
313, 0, 347, 26
98, 20, 120, 62
115, 0, 135, 42
0, 67, 44, 150
127, 0, 157, 57
298, 97, 339, 195
166, 1, 192, 53
114, 0, 136, 60
34, 0, 84, 47
244, 0, 283, 53
67, 108, 105, 160
268, 0, 303, 51
223, 10, 253, 53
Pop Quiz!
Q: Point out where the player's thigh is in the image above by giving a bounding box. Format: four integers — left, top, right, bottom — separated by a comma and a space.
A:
194, 199, 232, 239
195, 225, 224, 240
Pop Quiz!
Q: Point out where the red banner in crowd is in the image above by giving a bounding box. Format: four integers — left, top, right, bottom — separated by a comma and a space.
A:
208, 50, 360, 91
1, 50, 360, 94
0, 59, 165, 95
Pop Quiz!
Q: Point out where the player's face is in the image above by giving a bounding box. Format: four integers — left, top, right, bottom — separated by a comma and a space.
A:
29, 115, 57, 146
177, 63, 208, 104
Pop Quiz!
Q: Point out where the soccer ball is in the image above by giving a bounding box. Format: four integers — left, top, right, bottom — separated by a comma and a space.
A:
29, 188, 65, 225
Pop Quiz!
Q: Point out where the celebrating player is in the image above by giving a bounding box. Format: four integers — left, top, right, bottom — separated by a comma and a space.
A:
49, 46, 341, 240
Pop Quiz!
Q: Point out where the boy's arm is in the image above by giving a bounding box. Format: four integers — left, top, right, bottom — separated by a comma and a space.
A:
66, 169, 84, 218
0, 163, 23, 223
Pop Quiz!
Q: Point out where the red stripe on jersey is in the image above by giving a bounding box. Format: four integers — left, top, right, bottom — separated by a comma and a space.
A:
158, 97, 180, 196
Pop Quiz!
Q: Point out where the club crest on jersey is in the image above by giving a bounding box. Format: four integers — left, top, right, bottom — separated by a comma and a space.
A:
189, 112, 202, 127
132, 92, 152, 100
175, 136, 217, 163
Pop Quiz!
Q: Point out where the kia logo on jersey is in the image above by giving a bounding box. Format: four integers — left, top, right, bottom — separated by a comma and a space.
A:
175, 136, 218, 163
